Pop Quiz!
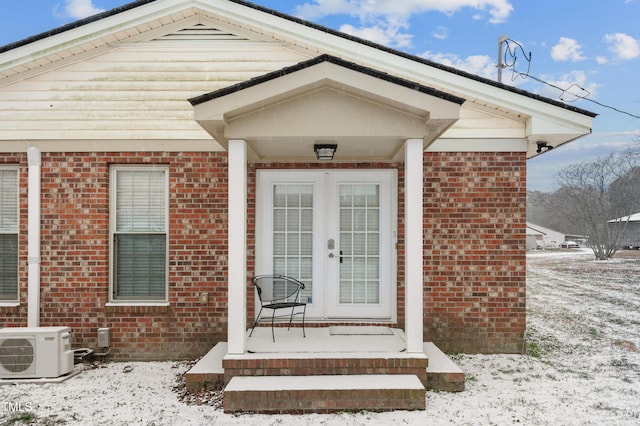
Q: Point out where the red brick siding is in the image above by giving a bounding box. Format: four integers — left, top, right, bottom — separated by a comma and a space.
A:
6, 152, 229, 360
423, 152, 527, 353
222, 356, 428, 386
2, 151, 526, 357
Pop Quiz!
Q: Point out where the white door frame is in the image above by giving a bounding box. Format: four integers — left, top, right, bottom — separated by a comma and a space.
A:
255, 169, 397, 321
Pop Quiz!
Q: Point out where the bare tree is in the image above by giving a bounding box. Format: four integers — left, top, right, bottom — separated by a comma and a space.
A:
551, 146, 640, 260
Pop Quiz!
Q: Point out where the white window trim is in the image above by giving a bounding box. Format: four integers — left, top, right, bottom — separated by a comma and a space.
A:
108, 165, 169, 304
0, 165, 19, 303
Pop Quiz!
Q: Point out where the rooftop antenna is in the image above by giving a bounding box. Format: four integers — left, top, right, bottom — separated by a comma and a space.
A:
497, 34, 508, 83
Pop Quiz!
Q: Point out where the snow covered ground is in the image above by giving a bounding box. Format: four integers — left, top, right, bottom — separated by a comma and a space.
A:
1, 249, 638, 425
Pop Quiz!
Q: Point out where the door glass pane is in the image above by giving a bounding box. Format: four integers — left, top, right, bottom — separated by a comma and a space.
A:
273, 233, 285, 255
274, 186, 287, 207
273, 210, 286, 231
339, 184, 380, 304
272, 184, 313, 303
301, 209, 313, 231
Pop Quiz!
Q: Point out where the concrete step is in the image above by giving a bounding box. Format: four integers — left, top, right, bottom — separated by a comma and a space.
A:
223, 374, 425, 413
185, 342, 226, 390
185, 341, 465, 392
424, 342, 465, 392
222, 352, 429, 386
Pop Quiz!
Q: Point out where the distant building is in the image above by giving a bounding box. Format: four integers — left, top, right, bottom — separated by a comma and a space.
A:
526, 225, 545, 250
608, 213, 640, 249
526, 223, 567, 249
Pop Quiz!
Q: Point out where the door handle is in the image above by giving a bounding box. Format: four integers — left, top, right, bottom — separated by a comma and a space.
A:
329, 253, 335, 258
340, 250, 343, 264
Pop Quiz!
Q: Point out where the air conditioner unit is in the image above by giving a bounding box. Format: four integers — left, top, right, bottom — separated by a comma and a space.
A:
0, 327, 74, 379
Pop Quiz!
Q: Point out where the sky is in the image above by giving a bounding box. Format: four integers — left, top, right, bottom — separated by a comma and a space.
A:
1, 0, 639, 192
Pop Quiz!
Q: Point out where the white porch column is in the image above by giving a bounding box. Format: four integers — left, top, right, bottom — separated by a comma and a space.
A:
404, 138, 424, 353
27, 146, 41, 327
227, 139, 248, 354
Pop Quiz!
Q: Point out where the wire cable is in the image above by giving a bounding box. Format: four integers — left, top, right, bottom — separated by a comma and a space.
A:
500, 39, 640, 119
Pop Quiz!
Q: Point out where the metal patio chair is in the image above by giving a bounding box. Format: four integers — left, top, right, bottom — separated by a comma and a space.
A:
249, 275, 307, 342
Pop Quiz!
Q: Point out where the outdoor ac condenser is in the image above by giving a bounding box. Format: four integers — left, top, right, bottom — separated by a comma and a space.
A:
0, 327, 74, 379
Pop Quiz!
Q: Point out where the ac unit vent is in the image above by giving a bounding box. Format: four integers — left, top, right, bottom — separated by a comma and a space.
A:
0, 338, 35, 373
0, 327, 74, 379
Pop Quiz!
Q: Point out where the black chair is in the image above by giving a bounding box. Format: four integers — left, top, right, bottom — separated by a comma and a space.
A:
249, 275, 307, 342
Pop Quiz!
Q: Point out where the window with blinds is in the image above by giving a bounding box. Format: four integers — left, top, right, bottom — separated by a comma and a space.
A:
0, 167, 18, 302
0, 167, 18, 301
111, 167, 168, 301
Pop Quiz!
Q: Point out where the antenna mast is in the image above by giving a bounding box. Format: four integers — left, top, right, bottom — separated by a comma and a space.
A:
497, 35, 508, 83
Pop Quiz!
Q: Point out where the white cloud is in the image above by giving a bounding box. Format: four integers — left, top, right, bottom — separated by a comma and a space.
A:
604, 33, 640, 60
432, 26, 449, 40
551, 37, 585, 62
420, 51, 497, 79
56, 0, 105, 20
296, 0, 514, 23
340, 23, 413, 48
295, 0, 513, 49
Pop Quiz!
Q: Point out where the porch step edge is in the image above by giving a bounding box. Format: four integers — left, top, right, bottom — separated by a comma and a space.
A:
223, 374, 426, 413
225, 374, 424, 392
188, 342, 226, 375
423, 342, 465, 392
185, 342, 226, 389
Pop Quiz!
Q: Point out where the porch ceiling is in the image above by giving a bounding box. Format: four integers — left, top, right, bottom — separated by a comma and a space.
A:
191, 55, 463, 162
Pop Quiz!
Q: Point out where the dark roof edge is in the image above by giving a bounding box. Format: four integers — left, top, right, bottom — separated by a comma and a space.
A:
0, 0, 597, 119
189, 54, 466, 106
0, 0, 156, 54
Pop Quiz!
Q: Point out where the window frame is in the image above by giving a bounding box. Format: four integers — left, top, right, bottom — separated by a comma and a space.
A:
109, 165, 169, 303
0, 166, 19, 303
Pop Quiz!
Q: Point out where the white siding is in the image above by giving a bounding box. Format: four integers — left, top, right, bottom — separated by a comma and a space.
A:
0, 33, 309, 145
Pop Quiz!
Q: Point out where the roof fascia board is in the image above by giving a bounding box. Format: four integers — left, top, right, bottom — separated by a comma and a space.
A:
0, 0, 191, 71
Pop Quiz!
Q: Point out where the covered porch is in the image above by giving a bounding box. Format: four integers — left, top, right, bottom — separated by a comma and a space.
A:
190, 55, 464, 359
189, 55, 465, 412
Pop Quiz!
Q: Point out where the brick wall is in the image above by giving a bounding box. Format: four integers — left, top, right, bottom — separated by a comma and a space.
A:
423, 152, 527, 353
1, 151, 526, 358
4, 152, 229, 360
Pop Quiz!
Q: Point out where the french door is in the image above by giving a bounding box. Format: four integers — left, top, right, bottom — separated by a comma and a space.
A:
256, 170, 396, 320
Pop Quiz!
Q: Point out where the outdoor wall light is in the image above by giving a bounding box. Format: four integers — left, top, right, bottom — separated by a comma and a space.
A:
314, 143, 338, 160
536, 141, 553, 153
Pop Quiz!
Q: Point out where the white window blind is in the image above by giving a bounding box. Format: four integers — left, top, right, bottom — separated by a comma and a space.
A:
112, 168, 167, 300
272, 184, 313, 302
0, 168, 18, 300
116, 170, 166, 232
339, 184, 380, 304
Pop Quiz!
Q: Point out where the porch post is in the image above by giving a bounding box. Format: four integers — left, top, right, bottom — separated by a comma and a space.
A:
227, 139, 248, 355
404, 138, 424, 353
